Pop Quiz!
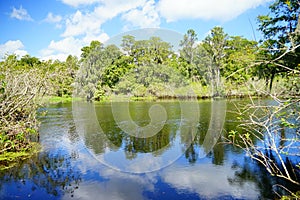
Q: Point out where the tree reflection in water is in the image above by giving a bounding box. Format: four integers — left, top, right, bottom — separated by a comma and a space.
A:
84, 101, 228, 166
0, 150, 81, 198
228, 157, 300, 198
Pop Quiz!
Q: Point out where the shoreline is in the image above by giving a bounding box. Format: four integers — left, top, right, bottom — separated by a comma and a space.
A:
40, 93, 297, 104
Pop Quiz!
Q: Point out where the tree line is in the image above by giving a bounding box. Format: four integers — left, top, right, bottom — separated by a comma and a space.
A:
1, 0, 299, 101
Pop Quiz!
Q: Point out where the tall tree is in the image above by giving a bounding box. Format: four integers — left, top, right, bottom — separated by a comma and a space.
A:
76, 42, 119, 101
193, 44, 211, 85
202, 26, 228, 96
179, 29, 201, 81
121, 35, 135, 56
180, 29, 198, 64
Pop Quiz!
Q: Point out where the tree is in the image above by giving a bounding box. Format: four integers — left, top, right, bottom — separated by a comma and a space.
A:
131, 39, 150, 66
202, 26, 228, 96
51, 55, 79, 97
65, 55, 79, 78
81, 40, 103, 60
179, 29, 203, 82
257, 0, 300, 91
180, 29, 198, 64
102, 55, 135, 88
128, 37, 172, 66
228, 98, 300, 187
121, 35, 135, 56
75, 43, 121, 101
148, 36, 172, 64
224, 36, 257, 84
0, 54, 18, 71
76, 41, 105, 101
193, 44, 211, 85
258, 0, 299, 48
19, 55, 41, 67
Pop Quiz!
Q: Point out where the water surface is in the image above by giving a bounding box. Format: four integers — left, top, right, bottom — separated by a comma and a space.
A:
0, 100, 284, 199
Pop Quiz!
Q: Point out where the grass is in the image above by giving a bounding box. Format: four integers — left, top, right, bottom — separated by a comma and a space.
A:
41, 96, 80, 104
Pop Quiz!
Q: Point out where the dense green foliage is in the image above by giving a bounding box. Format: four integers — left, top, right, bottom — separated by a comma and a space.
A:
75, 30, 261, 100
257, 0, 300, 91
76, 27, 295, 100
114, 64, 188, 97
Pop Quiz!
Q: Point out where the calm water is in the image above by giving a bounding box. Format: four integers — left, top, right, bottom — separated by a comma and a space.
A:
0, 99, 294, 199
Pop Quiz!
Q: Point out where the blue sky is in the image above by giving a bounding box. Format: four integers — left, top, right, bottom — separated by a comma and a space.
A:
0, 0, 272, 61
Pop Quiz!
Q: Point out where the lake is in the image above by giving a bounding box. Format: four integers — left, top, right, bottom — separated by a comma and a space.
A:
0, 99, 294, 199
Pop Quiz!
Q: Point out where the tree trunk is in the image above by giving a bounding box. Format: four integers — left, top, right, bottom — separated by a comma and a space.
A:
269, 72, 275, 92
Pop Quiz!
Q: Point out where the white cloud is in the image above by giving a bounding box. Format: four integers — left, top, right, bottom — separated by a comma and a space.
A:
61, 0, 101, 7
82, 32, 109, 44
61, 0, 147, 37
40, 37, 83, 61
40, 0, 159, 61
14, 50, 28, 58
39, 33, 109, 61
44, 12, 62, 23
157, 0, 271, 22
122, 0, 160, 29
61, 149, 156, 200
40, 53, 71, 61
94, 0, 147, 19
161, 163, 260, 199
62, 10, 102, 37
10, 6, 33, 21
62, 180, 146, 200
0, 40, 28, 59
40, 0, 162, 61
